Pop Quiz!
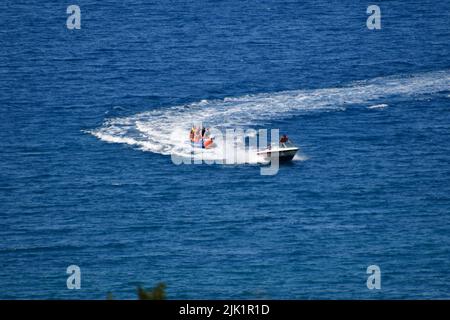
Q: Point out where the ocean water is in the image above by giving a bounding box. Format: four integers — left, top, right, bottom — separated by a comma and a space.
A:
1, 0, 449, 299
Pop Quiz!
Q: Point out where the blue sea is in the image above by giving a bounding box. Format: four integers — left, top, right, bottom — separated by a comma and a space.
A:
1, 0, 450, 299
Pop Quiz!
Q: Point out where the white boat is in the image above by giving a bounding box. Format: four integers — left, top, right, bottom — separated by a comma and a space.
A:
256, 140, 299, 162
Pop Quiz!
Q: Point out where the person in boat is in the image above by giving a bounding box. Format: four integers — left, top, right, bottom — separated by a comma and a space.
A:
203, 127, 210, 138
189, 126, 214, 148
195, 130, 202, 142
190, 126, 196, 142
280, 134, 289, 148
201, 126, 206, 138
190, 126, 200, 143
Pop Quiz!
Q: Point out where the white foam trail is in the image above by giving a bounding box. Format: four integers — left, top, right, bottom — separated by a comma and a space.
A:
368, 103, 388, 109
293, 153, 309, 161
89, 70, 450, 162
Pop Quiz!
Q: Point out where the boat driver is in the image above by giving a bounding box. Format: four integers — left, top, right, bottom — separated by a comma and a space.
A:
280, 134, 289, 147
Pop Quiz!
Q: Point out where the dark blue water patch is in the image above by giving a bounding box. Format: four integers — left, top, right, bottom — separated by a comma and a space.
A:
1, 0, 450, 299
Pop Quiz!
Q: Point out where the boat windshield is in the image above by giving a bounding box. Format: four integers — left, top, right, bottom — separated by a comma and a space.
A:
270, 139, 296, 149
281, 140, 296, 148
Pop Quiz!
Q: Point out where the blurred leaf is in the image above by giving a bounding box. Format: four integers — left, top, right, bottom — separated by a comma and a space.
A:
137, 282, 166, 300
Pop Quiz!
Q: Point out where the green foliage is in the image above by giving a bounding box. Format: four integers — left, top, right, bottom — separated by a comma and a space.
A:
106, 282, 167, 300
137, 282, 167, 300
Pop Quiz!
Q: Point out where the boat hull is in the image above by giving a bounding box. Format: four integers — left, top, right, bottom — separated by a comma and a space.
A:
257, 148, 298, 162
